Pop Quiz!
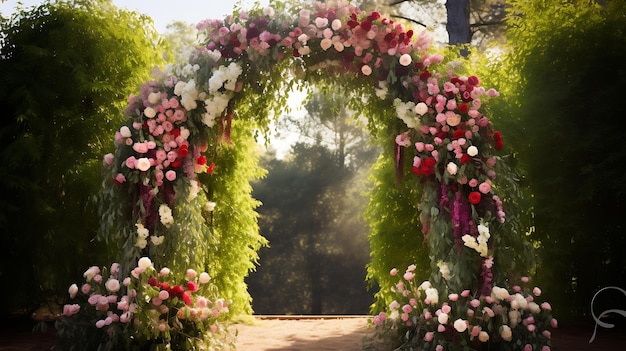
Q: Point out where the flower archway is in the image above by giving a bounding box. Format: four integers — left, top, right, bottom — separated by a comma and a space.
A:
60, 1, 557, 350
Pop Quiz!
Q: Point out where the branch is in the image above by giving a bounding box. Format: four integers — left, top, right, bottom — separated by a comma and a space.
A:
470, 20, 504, 28
389, 0, 412, 6
390, 15, 427, 28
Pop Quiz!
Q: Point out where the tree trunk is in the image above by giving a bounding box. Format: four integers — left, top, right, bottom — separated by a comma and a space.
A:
445, 0, 471, 55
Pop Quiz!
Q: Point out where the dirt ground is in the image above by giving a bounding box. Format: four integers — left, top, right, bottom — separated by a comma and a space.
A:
1, 315, 624, 351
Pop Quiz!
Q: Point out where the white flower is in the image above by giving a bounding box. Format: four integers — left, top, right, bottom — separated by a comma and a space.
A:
375, 81, 388, 99
454, 319, 467, 332
500, 325, 512, 341
419, 281, 432, 291
150, 235, 165, 245
331, 19, 342, 31
159, 204, 174, 226
188, 180, 199, 201
425, 287, 439, 304
135, 157, 151, 172
263, 7, 275, 17
68, 284, 78, 299
105, 278, 120, 293
414, 102, 428, 116
137, 257, 153, 270
83, 266, 100, 281
144, 106, 157, 118
399, 53, 412, 66
119, 126, 132, 138
446, 162, 458, 175
508, 310, 521, 328
148, 92, 161, 105
478, 331, 490, 342
135, 237, 147, 249
467, 145, 479, 157
437, 261, 451, 280
206, 201, 216, 212
136, 223, 149, 239
174, 81, 186, 96
491, 286, 510, 301
361, 65, 372, 76
438, 312, 449, 324
199, 272, 211, 284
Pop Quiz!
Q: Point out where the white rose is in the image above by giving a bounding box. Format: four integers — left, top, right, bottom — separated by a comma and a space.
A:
500, 325, 512, 341
399, 53, 412, 66
467, 145, 479, 157
68, 284, 79, 299
454, 318, 467, 332
199, 272, 211, 284
135, 157, 151, 172
148, 92, 161, 105
438, 312, 449, 324
137, 257, 153, 270
105, 279, 120, 293
446, 162, 458, 175
478, 331, 490, 342
119, 126, 132, 138
414, 102, 428, 116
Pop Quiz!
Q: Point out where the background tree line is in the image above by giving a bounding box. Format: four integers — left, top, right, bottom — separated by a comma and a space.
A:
1, 0, 625, 329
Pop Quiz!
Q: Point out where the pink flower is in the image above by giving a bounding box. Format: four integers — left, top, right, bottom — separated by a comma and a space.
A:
403, 271, 415, 281
165, 170, 176, 181
390, 268, 398, 276
461, 290, 470, 297
63, 304, 80, 317
424, 331, 434, 342
448, 293, 459, 301
541, 302, 552, 311
125, 156, 137, 169
470, 299, 480, 308
479, 181, 491, 194
533, 287, 542, 296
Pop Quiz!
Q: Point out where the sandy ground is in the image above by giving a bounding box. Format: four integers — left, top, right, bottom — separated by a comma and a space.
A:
227, 316, 385, 351
1, 315, 625, 351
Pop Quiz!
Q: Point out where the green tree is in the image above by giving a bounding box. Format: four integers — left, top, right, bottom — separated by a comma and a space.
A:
0, 0, 164, 315
493, 0, 626, 322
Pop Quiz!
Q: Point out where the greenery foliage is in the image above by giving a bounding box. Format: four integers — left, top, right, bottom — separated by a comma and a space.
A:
0, 0, 164, 315
493, 0, 626, 321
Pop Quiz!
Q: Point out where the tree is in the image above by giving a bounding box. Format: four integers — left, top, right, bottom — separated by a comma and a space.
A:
0, 0, 164, 316
491, 0, 626, 322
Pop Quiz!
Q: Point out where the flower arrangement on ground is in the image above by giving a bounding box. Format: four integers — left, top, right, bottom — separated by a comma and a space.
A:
372, 264, 557, 350
56, 257, 232, 351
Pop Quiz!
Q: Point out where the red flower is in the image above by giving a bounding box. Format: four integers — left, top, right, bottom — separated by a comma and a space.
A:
423, 157, 436, 168
452, 129, 466, 140
421, 166, 434, 176
182, 292, 192, 306
187, 281, 198, 292
196, 155, 207, 166
206, 163, 215, 174
172, 128, 181, 137
458, 103, 469, 114
460, 154, 472, 165
493, 131, 503, 151
468, 191, 481, 205
171, 160, 182, 168
168, 285, 184, 297
177, 144, 189, 158
412, 166, 421, 176
468, 76, 480, 86
419, 70, 431, 80
159, 282, 170, 291
148, 277, 158, 287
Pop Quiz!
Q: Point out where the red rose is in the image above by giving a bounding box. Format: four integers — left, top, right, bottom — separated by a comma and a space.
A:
493, 131, 503, 150
468, 75, 480, 86
169, 285, 184, 297
187, 281, 198, 292
148, 277, 158, 287
421, 166, 434, 176
171, 160, 182, 168
468, 191, 481, 204
196, 155, 207, 166
182, 292, 192, 306
460, 154, 472, 165
452, 129, 466, 140
412, 166, 421, 176
419, 70, 431, 80
177, 146, 189, 158
458, 103, 469, 114
172, 128, 181, 137
424, 157, 436, 168
206, 163, 215, 174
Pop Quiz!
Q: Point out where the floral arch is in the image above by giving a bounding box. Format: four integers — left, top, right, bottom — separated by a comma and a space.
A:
59, 1, 557, 350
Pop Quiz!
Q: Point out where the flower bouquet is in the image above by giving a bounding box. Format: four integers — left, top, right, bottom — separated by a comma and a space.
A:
55, 257, 232, 351
372, 265, 558, 351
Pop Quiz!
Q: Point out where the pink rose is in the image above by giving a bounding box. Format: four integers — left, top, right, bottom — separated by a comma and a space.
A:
165, 170, 177, 181
479, 182, 491, 194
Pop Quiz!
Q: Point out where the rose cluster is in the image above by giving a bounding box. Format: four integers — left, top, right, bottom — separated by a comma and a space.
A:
373, 265, 558, 351
62, 258, 230, 348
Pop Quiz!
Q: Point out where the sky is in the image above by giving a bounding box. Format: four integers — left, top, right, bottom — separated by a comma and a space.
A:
1, 0, 270, 33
